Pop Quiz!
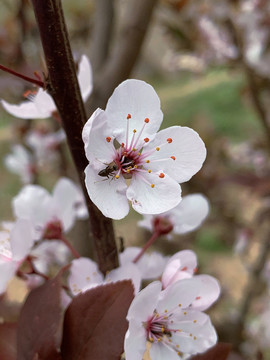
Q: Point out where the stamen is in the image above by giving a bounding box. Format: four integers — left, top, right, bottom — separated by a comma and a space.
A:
144, 118, 149, 123
127, 114, 131, 119
159, 173, 165, 178
146, 160, 150, 163
106, 137, 111, 142
156, 147, 160, 151
148, 169, 152, 173
144, 138, 149, 142
171, 156, 176, 160
151, 184, 155, 188
167, 138, 173, 143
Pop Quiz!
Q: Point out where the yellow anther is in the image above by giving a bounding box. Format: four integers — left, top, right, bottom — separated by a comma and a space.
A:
132, 148, 137, 152
193, 320, 197, 323
161, 327, 165, 333
146, 160, 150, 163
156, 147, 160, 151
133, 129, 137, 133
158, 338, 161, 342
164, 309, 168, 313
178, 304, 182, 307
189, 333, 192, 337
151, 184, 155, 188
164, 316, 168, 320
155, 313, 159, 318
176, 345, 179, 349
148, 169, 151, 173
149, 337, 153, 342
177, 352, 180, 356
134, 165, 138, 168
194, 336, 197, 340
126, 169, 130, 174
184, 312, 187, 315
115, 175, 119, 179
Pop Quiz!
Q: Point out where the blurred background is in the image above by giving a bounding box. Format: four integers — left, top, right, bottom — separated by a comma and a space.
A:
1, 0, 270, 359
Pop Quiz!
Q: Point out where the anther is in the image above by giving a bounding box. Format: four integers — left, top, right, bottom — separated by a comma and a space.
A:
134, 165, 138, 168
156, 147, 160, 151
193, 320, 197, 323
189, 333, 193, 337
121, 143, 125, 147
127, 114, 131, 119
115, 175, 119, 179
148, 169, 152, 173
126, 169, 130, 174
176, 345, 179, 349
167, 138, 173, 143
178, 304, 182, 307
151, 184, 155, 188
144, 118, 149, 123
132, 148, 137, 152
146, 160, 150, 163
184, 312, 187, 315
133, 129, 137, 133
182, 266, 188, 271
159, 173, 165, 178
194, 336, 197, 340
171, 156, 176, 160
144, 137, 149, 142
106, 137, 111, 142
149, 337, 153, 342
158, 338, 161, 342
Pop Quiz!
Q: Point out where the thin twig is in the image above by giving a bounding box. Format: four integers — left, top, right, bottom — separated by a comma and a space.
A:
0, 64, 44, 88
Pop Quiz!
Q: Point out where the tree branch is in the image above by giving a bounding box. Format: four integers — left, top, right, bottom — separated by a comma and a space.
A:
31, 0, 118, 274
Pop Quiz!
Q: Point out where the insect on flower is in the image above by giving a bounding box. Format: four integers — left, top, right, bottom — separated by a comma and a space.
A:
98, 162, 119, 178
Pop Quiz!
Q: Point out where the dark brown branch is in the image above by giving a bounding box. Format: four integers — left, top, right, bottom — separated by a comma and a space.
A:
31, 0, 118, 274
87, 0, 158, 114
91, 0, 115, 72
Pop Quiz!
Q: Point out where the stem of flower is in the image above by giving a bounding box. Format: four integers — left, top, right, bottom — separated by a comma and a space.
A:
133, 231, 160, 263
60, 236, 80, 259
0, 64, 44, 88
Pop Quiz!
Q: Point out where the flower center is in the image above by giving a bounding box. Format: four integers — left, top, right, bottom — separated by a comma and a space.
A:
42, 220, 63, 240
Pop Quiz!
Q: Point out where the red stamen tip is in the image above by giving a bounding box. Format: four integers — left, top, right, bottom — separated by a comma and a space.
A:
181, 266, 188, 271
106, 137, 111, 142
159, 173, 165, 178
167, 138, 173, 143
127, 114, 131, 119
23, 89, 31, 98
195, 296, 201, 300
121, 142, 125, 147
144, 137, 149, 143
144, 118, 149, 123
171, 156, 176, 160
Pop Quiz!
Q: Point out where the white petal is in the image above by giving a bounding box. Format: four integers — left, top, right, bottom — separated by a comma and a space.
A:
10, 219, 35, 261
12, 185, 56, 230
157, 277, 203, 313
52, 178, 78, 231
1, 99, 49, 119
4, 145, 33, 184
171, 315, 217, 355
68, 257, 103, 295
85, 164, 129, 220
127, 281, 162, 322
83, 109, 115, 163
169, 194, 209, 234
124, 322, 147, 360
105, 263, 141, 294
33, 89, 56, 116
147, 126, 206, 183
105, 79, 163, 145
78, 55, 93, 101
120, 247, 168, 280
127, 172, 181, 215
190, 275, 220, 311
0, 260, 17, 294
150, 343, 180, 360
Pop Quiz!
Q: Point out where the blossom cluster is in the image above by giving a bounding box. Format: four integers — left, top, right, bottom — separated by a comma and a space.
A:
1, 75, 220, 360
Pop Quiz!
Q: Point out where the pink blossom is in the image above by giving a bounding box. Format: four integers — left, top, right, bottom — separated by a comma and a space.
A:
83, 80, 206, 219
125, 278, 218, 359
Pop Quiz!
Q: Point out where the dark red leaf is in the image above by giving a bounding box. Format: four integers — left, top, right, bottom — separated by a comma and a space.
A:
0, 322, 17, 360
17, 275, 62, 360
190, 343, 232, 360
61, 280, 134, 360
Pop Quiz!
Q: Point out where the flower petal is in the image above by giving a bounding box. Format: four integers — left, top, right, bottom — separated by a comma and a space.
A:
68, 257, 103, 295
169, 194, 209, 234
85, 164, 129, 220
150, 343, 180, 360
157, 277, 203, 313
127, 281, 162, 322
1, 98, 50, 119
147, 126, 206, 183
105, 263, 141, 294
78, 55, 93, 101
83, 109, 115, 163
33, 89, 56, 115
190, 275, 220, 311
124, 322, 147, 360
105, 79, 163, 146
12, 185, 56, 230
127, 172, 181, 215
0, 260, 17, 294
10, 219, 35, 261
